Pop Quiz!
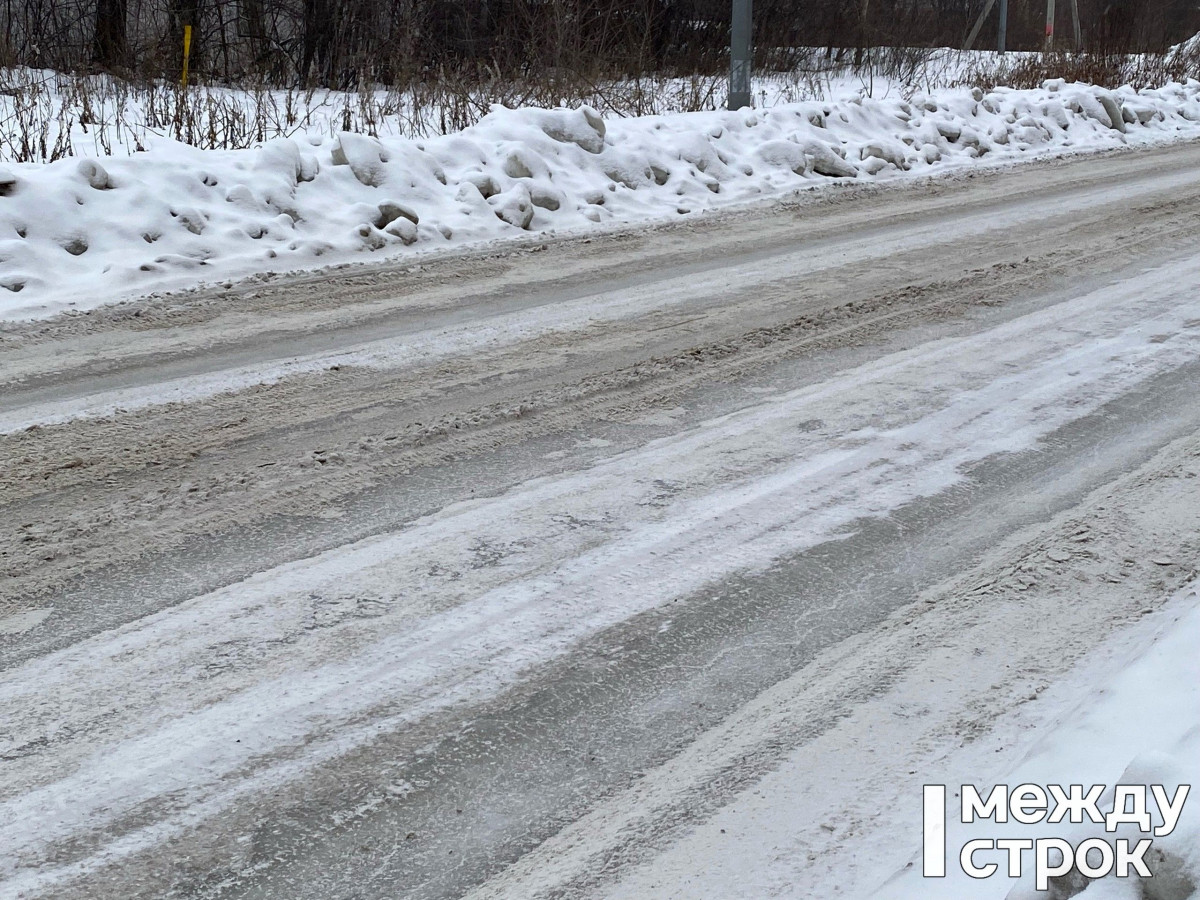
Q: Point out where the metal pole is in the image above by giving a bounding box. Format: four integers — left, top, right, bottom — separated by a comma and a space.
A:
729, 0, 752, 110
997, 0, 1008, 52
1044, 0, 1055, 51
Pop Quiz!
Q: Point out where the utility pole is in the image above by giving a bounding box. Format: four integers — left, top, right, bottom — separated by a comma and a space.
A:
729, 0, 752, 110
997, 0, 1008, 51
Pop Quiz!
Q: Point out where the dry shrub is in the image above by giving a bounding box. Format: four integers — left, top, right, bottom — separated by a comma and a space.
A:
958, 48, 1200, 92
0, 64, 729, 162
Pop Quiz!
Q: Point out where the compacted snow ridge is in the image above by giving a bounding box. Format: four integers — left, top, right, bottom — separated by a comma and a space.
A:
4, 77, 1200, 319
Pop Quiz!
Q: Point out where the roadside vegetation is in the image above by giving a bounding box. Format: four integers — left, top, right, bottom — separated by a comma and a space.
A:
2, 0, 1200, 162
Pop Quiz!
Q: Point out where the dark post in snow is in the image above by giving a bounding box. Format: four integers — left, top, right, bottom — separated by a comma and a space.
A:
997, 0, 1008, 52
729, 0, 753, 110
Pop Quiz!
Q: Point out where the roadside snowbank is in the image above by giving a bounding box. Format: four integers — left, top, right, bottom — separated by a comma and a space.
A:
4, 77, 1200, 319
879, 588, 1200, 900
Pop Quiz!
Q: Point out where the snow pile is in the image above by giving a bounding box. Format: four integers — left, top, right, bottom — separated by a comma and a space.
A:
5, 77, 1200, 318
999, 607, 1200, 900
880, 588, 1200, 900
1003, 753, 1199, 900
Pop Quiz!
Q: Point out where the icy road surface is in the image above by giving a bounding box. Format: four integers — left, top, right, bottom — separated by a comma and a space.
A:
3, 142, 1200, 899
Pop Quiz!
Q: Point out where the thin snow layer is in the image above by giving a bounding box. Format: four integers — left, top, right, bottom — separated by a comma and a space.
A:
3, 253, 1200, 893
878, 594, 1200, 900
4, 78, 1200, 318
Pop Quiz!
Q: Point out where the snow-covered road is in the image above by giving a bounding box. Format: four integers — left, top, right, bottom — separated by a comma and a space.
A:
2, 142, 1200, 899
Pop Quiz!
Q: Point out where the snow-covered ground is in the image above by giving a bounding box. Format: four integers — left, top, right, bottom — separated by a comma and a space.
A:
4, 74, 1200, 320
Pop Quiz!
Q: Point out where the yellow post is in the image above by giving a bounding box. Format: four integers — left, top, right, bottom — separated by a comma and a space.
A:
182, 24, 193, 88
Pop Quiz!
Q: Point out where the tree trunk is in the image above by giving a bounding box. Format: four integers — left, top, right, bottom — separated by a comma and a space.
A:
242, 0, 268, 62
302, 0, 338, 84
92, 0, 128, 68
854, 0, 870, 66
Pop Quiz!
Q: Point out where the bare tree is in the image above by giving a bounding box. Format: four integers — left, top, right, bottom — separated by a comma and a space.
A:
93, 0, 129, 67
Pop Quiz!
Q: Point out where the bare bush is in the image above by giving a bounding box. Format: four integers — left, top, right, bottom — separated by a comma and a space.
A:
2, 0, 1199, 163
957, 47, 1200, 91
0, 63, 733, 161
